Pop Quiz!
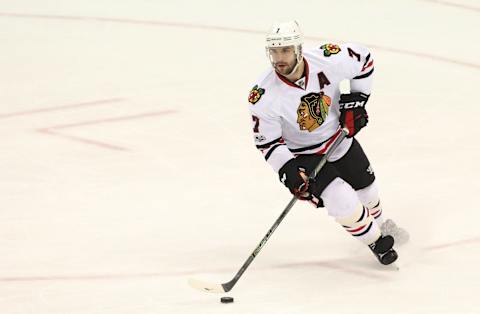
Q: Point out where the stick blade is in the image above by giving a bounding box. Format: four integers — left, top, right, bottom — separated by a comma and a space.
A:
187, 278, 226, 293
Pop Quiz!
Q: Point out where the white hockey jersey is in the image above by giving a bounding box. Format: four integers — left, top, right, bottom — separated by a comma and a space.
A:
248, 42, 374, 173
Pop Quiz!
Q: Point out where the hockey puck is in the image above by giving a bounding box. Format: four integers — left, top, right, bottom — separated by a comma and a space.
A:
220, 296, 234, 303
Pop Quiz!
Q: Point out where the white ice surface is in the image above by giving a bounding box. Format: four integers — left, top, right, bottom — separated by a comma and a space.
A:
0, 1, 479, 313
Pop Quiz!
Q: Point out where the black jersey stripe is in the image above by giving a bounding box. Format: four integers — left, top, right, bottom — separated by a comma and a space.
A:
264, 143, 286, 161
289, 137, 331, 153
363, 53, 371, 67
353, 68, 374, 80
256, 136, 282, 149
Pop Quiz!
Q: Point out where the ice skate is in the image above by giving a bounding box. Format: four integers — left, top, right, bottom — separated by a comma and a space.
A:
368, 235, 398, 265
380, 219, 409, 246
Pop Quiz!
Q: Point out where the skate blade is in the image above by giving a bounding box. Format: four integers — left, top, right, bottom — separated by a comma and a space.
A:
386, 262, 400, 271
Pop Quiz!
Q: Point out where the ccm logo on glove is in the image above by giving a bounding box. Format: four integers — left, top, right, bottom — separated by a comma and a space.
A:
339, 92, 370, 138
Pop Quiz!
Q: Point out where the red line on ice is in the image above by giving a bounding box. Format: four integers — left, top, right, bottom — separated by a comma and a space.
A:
0, 12, 478, 70
37, 110, 177, 151
38, 128, 128, 151
41, 110, 177, 130
1, 236, 478, 283
0, 98, 125, 119
419, 0, 480, 12
424, 236, 480, 251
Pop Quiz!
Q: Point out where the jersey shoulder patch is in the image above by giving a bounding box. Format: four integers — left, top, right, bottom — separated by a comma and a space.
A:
319, 43, 341, 57
248, 68, 276, 105
248, 84, 265, 105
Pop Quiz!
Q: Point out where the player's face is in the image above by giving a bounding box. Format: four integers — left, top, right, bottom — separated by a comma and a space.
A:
268, 46, 297, 75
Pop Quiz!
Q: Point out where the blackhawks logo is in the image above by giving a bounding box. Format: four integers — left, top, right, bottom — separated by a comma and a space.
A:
320, 43, 341, 57
297, 92, 332, 132
248, 85, 265, 104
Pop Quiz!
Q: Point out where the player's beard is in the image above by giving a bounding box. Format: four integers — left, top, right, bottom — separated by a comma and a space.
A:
275, 60, 296, 76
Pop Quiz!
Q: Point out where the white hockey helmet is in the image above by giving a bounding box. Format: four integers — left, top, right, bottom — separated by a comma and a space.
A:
265, 20, 304, 74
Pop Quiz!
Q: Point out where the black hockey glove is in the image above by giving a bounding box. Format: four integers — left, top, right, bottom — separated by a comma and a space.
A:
339, 92, 369, 138
278, 158, 311, 200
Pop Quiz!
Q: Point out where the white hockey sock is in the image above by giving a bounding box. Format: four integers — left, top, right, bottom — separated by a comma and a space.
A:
368, 201, 384, 226
321, 178, 381, 245
356, 181, 385, 226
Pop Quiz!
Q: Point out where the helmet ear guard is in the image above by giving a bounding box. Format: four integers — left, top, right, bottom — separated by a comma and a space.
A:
265, 20, 304, 74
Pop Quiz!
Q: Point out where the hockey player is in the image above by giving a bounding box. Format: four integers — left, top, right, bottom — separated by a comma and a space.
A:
248, 21, 408, 265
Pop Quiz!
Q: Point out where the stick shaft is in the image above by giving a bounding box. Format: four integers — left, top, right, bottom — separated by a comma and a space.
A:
221, 129, 349, 292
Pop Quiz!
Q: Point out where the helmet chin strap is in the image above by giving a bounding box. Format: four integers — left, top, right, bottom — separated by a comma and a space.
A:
288, 45, 303, 76
284, 58, 300, 76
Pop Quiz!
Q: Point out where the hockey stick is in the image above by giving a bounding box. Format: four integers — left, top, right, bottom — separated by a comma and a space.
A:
188, 128, 350, 293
